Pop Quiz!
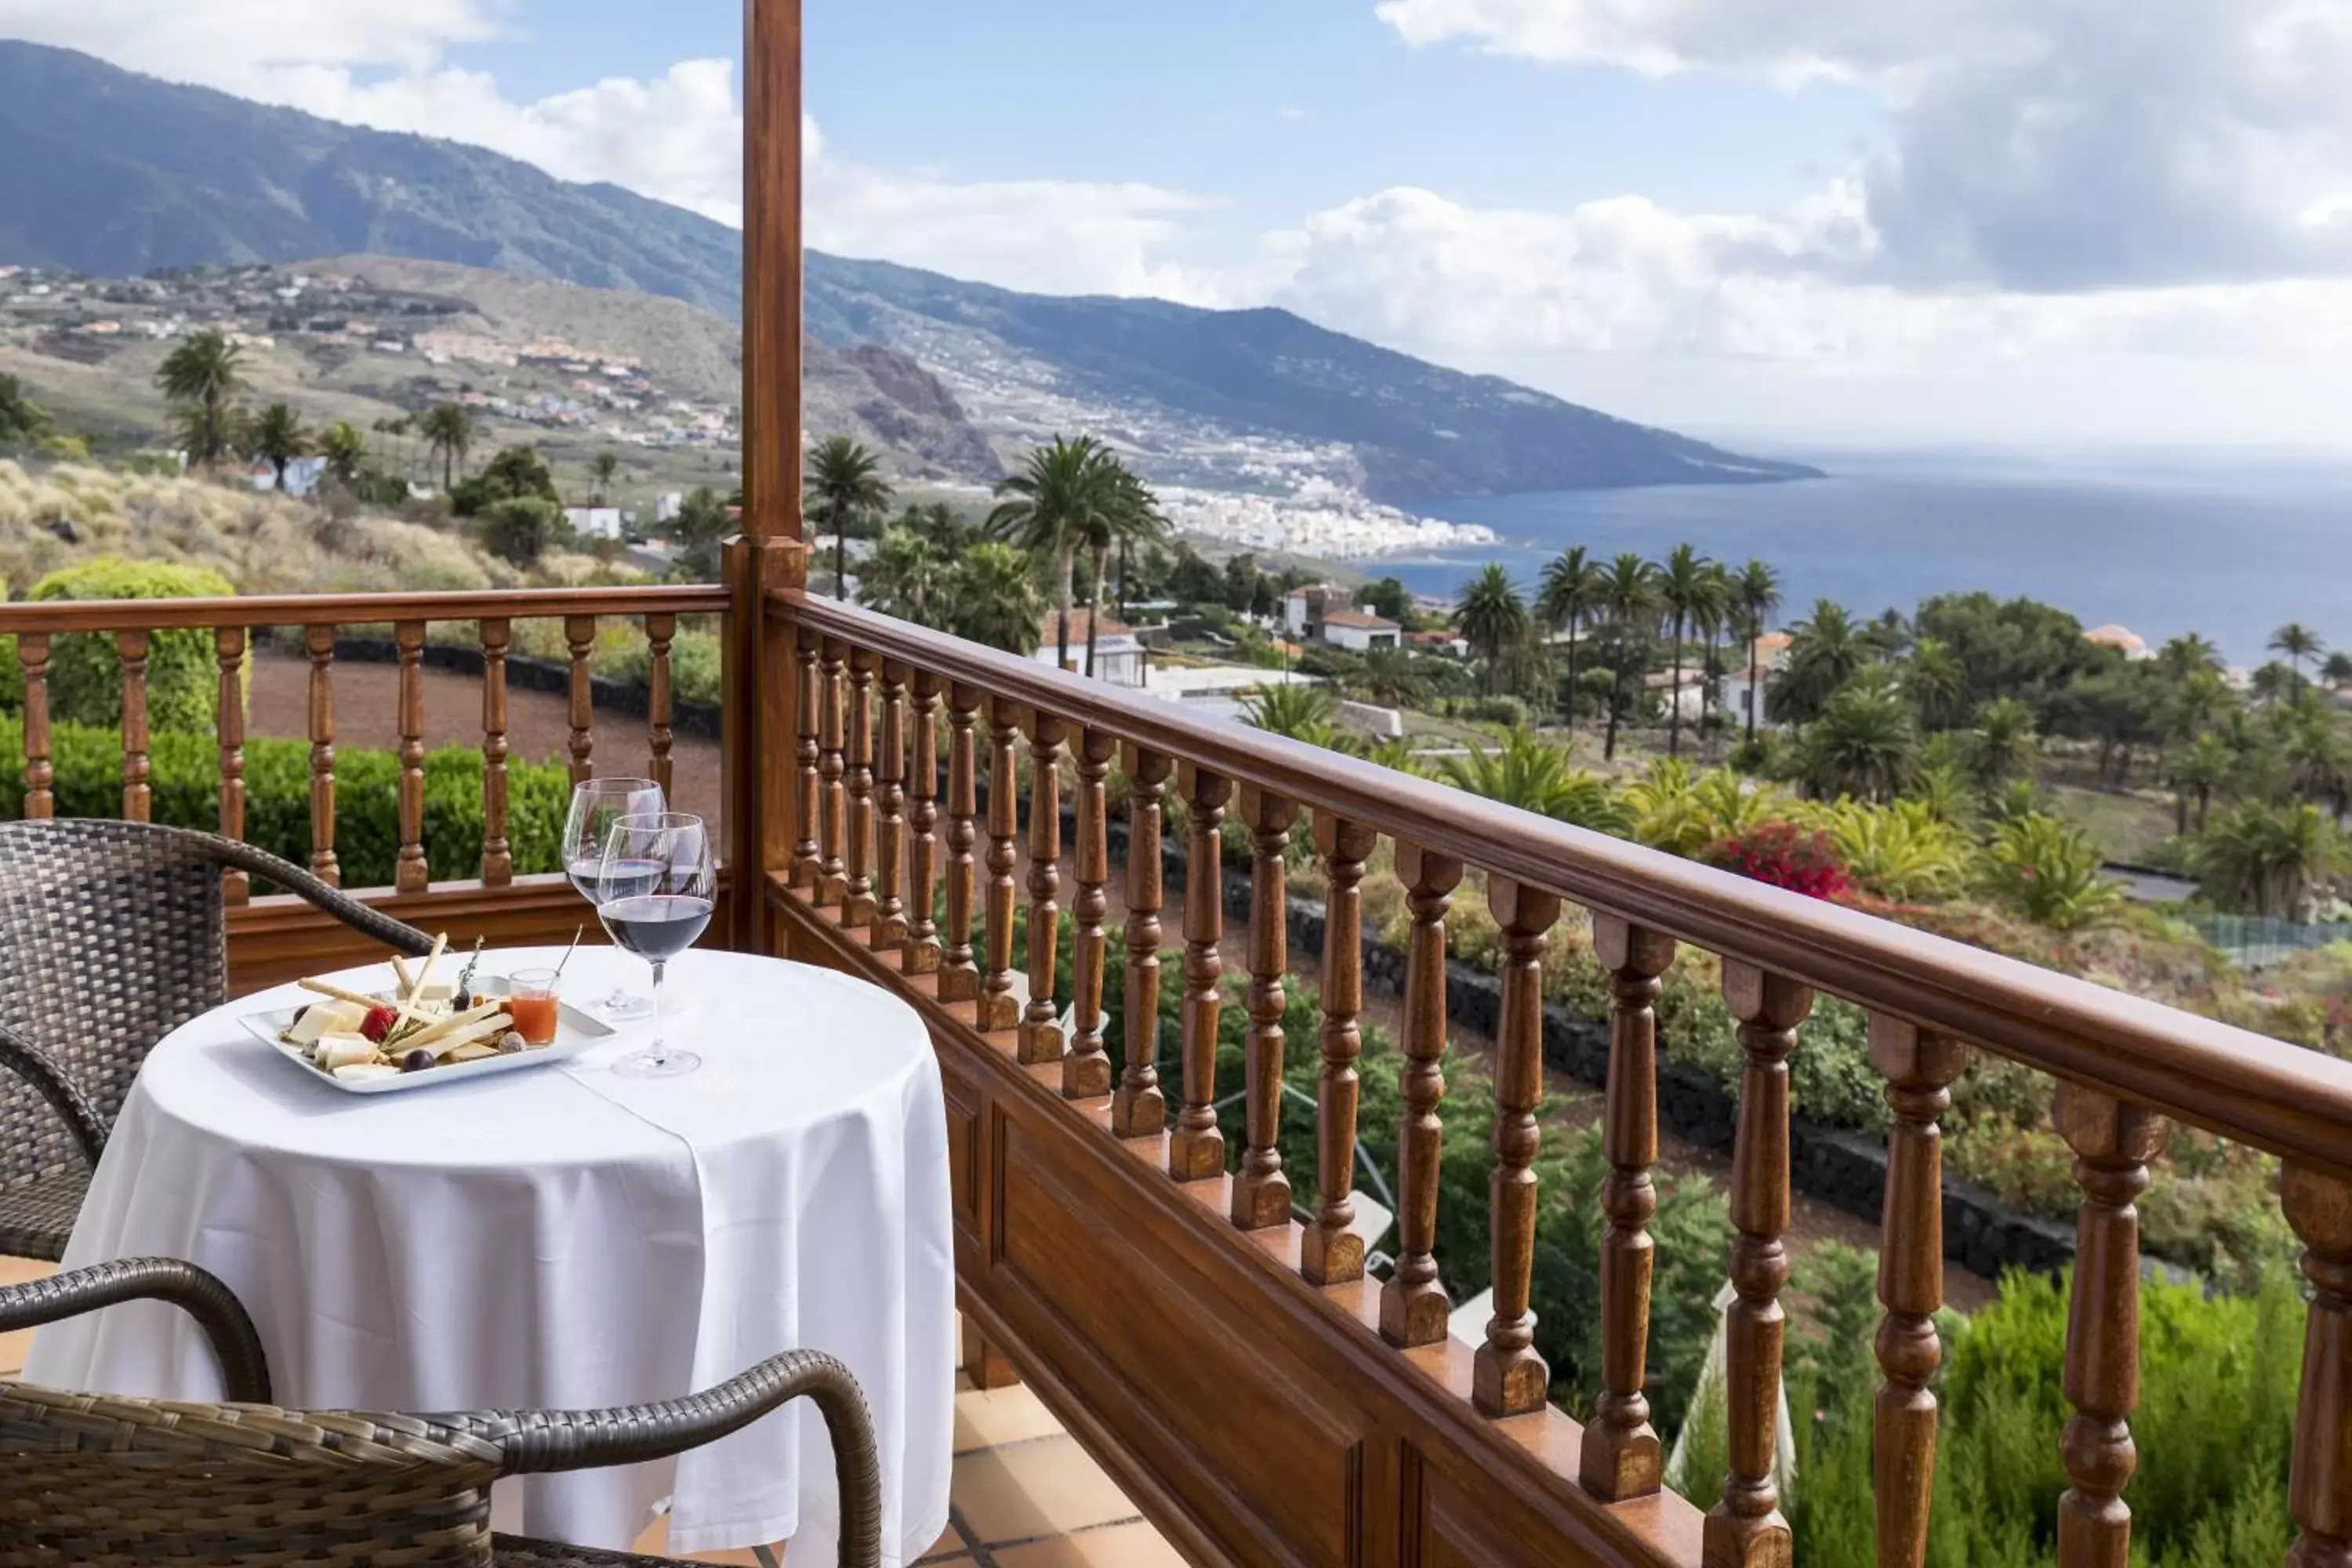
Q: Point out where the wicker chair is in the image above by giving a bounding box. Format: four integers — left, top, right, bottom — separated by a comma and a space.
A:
0, 1257, 884, 1567
0, 820, 436, 1262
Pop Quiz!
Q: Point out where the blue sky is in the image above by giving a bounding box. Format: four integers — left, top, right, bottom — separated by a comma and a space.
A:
9, 0, 2352, 448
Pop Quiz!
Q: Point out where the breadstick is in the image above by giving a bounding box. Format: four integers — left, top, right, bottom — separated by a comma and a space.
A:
390, 934, 449, 1033
389, 954, 416, 994
397, 1000, 503, 1054
299, 978, 382, 1008
424, 1013, 514, 1060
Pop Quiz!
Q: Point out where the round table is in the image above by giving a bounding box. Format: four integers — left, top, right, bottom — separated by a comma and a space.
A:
25, 946, 956, 1566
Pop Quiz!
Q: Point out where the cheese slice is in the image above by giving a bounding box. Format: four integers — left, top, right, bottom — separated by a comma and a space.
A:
426, 1013, 514, 1060
334, 1063, 404, 1084
288, 1001, 364, 1047
315, 1034, 380, 1071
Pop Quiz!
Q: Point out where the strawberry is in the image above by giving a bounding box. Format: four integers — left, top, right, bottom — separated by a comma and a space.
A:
361, 1005, 400, 1044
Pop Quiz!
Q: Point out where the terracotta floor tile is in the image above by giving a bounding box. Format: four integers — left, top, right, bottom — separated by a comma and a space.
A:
0, 1257, 53, 1377
993, 1522, 1188, 1567
953, 1382, 1064, 1454
0, 1257, 56, 1287
917, 1520, 967, 1561
950, 1436, 1138, 1544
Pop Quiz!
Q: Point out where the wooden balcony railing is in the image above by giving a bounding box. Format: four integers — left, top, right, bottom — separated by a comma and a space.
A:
2, 586, 730, 992
760, 586, 2352, 1568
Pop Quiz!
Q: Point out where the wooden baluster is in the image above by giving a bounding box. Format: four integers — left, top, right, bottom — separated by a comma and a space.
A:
646, 612, 677, 797
980, 698, 1023, 1033
564, 615, 596, 786
818, 638, 849, 905
1018, 710, 1067, 1067
906, 670, 943, 975
1475, 878, 1563, 1417
844, 649, 878, 927
1063, 727, 1116, 1099
2053, 1082, 2167, 1568
480, 619, 513, 888
117, 630, 150, 823
940, 684, 982, 1003
1169, 764, 1231, 1180
1232, 786, 1299, 1232
305, 625, 338, 886
395, 620, 427, 894
1583, 916, 1678, 1499
1112, 746, 1172, 1139
214, 628, 248, 905
1871, 1018, 1969, 1568
873, 659, 909, 949
792, 628, 824, 888
2285, 1163, 2352, 1568
16, 633, 52, 820
1381, 843, 1461, 1347
1303, 814, 1377, 1283
1706, 962, 1811, 1565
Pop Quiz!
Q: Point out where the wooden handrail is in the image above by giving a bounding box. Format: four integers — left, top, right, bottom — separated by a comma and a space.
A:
0, 584, 729, 634
770, 586, 2352, 1178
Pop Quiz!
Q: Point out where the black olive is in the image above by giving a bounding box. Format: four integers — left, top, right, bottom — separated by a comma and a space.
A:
402, 1048, 436, 1073
453, 989, 472, 1011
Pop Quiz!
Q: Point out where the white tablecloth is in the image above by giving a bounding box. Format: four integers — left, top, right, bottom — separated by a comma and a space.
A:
25, 946, 956, 1564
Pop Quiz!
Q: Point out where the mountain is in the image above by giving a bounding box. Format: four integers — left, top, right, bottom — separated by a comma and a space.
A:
0, 41, 1818, 506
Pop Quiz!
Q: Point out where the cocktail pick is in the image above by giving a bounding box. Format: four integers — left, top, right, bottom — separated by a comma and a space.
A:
553, 926, 585, 982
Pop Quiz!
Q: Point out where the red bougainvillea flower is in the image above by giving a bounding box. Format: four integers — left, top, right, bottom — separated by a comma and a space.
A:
1700, 822, 1852, 902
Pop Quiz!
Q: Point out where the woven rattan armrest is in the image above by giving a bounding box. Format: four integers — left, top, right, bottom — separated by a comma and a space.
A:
194, 831, 437, 957
0, 1256, 272, 1404
0, 1021, 109, 1167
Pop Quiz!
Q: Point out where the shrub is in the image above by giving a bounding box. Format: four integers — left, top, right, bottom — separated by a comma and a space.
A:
479, 496, 562, 568
1982, 811, 2122, 930
0, 711, 571, 887
17, 557, 238, 733
1701, 821, 1852, 900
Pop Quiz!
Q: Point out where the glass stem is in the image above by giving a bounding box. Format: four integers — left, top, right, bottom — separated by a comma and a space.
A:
648, 960, 666, 1065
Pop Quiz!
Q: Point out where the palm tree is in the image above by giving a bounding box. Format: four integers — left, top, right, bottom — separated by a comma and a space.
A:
1731, 560, 1782, 743
1775, 599, 1867, 724
420, 405, 475, 492
1654, 545, 1715, 757
1537, 545, 1602, 727
590, 451, 622, 505
2325, 652, 2352, 690
1455, 565, 1530, 696
1240, 684, 1352, 752
155, 329, 246, 466
2166, 731, 2234, 833
945, 542, 1047, 652
319, 420, 366, 491
1081, 464, 1167, 679
249, 402, 310, 491
1964, 697, 2041, 789
1595, 553, 1660, 760
0, 373, 52, 445
1798, 681, 1917, 802
2195, 800, 2338, 917
1907, 637, 1969, 732
1437, 731, 1628, 833
858, 528, 949, 626
2271, 622, 2325, 680
989, 435, 1116, 670
806, 435, 895, 601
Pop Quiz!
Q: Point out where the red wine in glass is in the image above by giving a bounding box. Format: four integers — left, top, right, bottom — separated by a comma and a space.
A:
597, 811, 714, 1080
597, 895, 715, 962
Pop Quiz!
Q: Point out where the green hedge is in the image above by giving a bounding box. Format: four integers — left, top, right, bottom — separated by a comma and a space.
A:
0, 713, 570, 888
2, 557, 240, 733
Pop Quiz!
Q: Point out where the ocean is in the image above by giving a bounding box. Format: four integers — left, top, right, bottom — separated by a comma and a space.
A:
1377, 448, 2352, 671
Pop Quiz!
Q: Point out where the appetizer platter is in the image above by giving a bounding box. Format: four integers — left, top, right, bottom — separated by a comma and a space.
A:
239, 935, 614, 1094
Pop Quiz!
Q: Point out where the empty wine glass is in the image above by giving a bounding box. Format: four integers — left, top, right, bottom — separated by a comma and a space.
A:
564, 777, 665, 1018
597, 812, 716, 1080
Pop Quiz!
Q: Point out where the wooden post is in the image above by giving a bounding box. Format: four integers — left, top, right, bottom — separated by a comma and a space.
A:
1871, 1018, 1969, 1568
818, 638, 849, 905
1018, 709, 1067, 1067
480, 619, 513, 888
1475, 876, 1562, 1419
16, 633, 52, 821
1170, 764, 1231, 1181
306, 624, 338, 887
2285, 1162, 2352, 1568
565, 615, 596, 786
1232, 786, 1299, 1232
1583, 916, 1677, 1501
792, 627, 823, 887
1705, 960, 1810, 1567
2053, 1082, 2166, 1568
940, 683, 982, 1001
1381, 841, 1461, 1348
215, 627, 248, 905
873, 659, 909, 949
1302, 814, 1377, 1284
1112, 745, 1172, 1139
646, 611, 677, 797
117, 630, 151, 823
844, 649, 877, 927
980, 698, 1023, 1033
395, 620, 428, 894
906, 670, 943, 975
1064, 727, 1116, 1099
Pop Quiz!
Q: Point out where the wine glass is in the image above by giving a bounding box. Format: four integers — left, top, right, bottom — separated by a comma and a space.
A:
597, 812, 716, 1080
564, 778, 665, 1018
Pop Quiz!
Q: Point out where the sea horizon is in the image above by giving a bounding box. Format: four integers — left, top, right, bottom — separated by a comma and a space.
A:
1380, 445, 2352, 672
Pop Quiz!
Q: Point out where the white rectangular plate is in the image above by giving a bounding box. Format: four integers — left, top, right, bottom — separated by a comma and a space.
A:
238, 977, 618, 1095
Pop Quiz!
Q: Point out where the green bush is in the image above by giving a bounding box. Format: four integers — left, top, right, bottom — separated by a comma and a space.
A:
479, 496, 563, 568
5, 557, 238, 734
0, 712, 571, 888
